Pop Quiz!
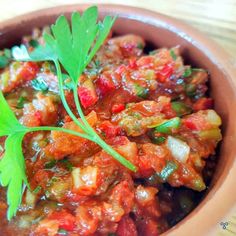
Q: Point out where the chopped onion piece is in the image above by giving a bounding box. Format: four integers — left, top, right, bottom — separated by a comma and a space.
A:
166, 136, 190, 163
206, 110, 222, 126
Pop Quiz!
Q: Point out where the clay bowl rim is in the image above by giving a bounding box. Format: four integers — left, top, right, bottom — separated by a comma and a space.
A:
0, 4, 236, 236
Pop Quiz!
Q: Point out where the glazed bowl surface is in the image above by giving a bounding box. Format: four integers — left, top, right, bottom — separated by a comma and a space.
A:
0, 4, 236, 235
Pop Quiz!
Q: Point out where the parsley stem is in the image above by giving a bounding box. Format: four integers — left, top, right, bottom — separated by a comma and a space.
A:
28, 126, 92, 141
73, 86, 94, 132
54, 60, 89, 133
93, 134, 137, 172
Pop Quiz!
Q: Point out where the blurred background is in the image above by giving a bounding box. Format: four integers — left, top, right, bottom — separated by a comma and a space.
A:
0, 0, 235, 58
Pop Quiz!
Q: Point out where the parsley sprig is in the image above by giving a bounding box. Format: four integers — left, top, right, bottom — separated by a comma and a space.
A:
1, 6, 136, 220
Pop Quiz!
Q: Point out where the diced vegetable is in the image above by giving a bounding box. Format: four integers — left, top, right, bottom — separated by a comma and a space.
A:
135, 185, 158, 205
185, 83, 196, 97
183, 110, 221, 131
96, 72, 116, 96
25, 189, 37, 208
49, 210, 76, 231
16, 96, 27, 109
183, 67, 192, 78
111, 103, 125, 113
155, 117, 180, 134
171, 101, 192, 117
193, 97, 213, 111
31, 76, 49, 92
33, 186, 42, 194
0, 49, 11, 68
157, 161, 178, 181
156, 64, 174, 83
151, 136, 166, 144
72, 166, 98, 195
0, 55, 9, 68
170, 49, 177, 61
196, 128, 222, 142
78, 78, 98, 108
134, 84, 149, 98
205, 110, 221, 126
166, 136, 190, 163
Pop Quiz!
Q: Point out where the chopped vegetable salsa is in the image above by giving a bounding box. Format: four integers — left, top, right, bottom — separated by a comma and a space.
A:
0, 15, 222, 236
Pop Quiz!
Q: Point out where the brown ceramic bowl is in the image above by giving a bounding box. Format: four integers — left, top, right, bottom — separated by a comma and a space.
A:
0, 4, 236, 235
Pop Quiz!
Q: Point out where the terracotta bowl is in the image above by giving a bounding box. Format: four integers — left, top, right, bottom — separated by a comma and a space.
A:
0, 4, 236, 235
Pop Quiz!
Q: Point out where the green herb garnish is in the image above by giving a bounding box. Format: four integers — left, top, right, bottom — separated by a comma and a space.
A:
0, 6, 136, 220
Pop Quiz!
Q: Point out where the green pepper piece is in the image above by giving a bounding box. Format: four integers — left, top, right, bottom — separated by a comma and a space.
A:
31, 76, 49, 92
157, 161, 178, 181
134, 84, 149, 98
192, 178, 206, 192
183, 67, 192, 77
155, 117, 180, 134
170, 49, 177, 60
33, 186, 42, 194
16, 96, 27, 109
185, 84, 196, 97
152, 136, 166, 144
29, 39, 39, 48
171, 101, 192, 117
58, 229, 68, 235
44, 160, 57, 169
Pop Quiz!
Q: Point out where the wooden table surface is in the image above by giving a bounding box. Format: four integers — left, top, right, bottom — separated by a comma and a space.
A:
0, 0, 236, 235
0, 0, 236, 59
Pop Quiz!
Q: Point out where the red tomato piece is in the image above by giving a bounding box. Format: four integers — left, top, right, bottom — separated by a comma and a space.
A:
115, 65, 127, 75
34, 110, 42, 124
136, 56, 154, 68
49, 210, 76, 231
96, 73, 116, 96
128, 57, 137, 69
156, 63, 173, 83
193, 97, 213, 111
99, 121, 122, 138
182, 113, 208, 131
111, 103, 125, 113
110, 180, 134, 214
116, 215, 138, 236
78, 86, 98, 109
18, 62, 39, 81
160, 102, 177, 119
33, 169, 51, 188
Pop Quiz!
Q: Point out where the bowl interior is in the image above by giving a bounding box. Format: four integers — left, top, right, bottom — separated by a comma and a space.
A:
0, 5, 235, 235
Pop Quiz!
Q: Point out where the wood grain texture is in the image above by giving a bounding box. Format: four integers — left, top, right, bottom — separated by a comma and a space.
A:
0, 0, 235, 58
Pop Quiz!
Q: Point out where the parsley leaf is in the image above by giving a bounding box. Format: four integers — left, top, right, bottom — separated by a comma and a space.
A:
12, 42, 57, 62
47, 6, 115, 83
0, 132, 28, 220
0, 91, 28, 136
6, 6, 136, 220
